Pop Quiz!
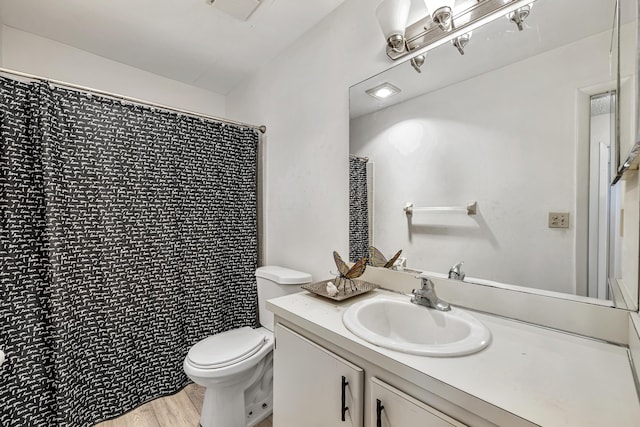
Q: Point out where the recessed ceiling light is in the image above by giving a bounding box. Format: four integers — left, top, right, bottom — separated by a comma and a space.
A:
366, 83, 401, 100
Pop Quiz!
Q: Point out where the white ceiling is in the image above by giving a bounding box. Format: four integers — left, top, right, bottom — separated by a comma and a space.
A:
0, 0, 346, 95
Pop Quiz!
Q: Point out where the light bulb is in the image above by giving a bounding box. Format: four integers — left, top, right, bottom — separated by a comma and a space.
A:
376, 0, 411, 52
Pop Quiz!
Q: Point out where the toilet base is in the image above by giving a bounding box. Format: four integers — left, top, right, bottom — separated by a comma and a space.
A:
246, 394, 272, 427
245, 351, 273, 426
198, 352, 273, 427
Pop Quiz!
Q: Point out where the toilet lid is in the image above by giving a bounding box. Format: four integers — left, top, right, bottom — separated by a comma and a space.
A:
187, 327, 266, 369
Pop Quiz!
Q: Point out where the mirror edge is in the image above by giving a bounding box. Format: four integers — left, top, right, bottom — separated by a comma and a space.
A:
614, 0, 640, 185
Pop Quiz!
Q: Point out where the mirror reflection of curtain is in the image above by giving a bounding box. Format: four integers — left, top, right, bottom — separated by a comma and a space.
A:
349, 156, 369, 261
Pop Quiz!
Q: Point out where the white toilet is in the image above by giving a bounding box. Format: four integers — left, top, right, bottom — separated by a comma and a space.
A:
183, 266, 312, 427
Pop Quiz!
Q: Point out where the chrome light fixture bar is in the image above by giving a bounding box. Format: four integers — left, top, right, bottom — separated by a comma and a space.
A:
384, 0, 536, 61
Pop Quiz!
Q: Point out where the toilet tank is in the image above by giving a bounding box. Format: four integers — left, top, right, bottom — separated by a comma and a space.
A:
256, 266, 312, 331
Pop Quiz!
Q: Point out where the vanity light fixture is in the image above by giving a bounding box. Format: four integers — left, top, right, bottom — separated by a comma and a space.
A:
376, 0, 412, 53
377, 0, 536, 61
423, 0, 456, 31
366, 82, 402, 99
507, 3, 532, 31
452, 32, 472, 55
410, 54, 426, 73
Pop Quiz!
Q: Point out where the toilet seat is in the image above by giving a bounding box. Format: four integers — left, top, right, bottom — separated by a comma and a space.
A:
187, 326, 266, 369
184, 327, 273, 381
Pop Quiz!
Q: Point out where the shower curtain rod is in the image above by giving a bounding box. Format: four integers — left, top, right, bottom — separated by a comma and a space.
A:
0, 67, 267, 134
349, 154, 369, 162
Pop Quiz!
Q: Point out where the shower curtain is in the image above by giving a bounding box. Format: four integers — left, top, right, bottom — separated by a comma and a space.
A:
349, 156, 369, 262
0, 76, 259, 426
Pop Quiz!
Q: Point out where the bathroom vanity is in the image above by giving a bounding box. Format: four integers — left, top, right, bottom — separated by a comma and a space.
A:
268, 288, 640, 426
323, 0, 640, 423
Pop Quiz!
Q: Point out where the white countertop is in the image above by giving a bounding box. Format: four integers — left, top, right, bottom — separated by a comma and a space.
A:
267, 289, 640, 426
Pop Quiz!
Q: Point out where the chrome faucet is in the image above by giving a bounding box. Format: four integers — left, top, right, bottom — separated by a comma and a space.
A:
448, 261, 465, 281
411, 274, 451, 311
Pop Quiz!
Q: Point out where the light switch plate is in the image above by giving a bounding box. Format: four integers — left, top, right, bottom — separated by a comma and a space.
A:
549, 212, 570, 229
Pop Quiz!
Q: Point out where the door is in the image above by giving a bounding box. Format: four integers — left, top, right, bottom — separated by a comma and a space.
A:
588, 91, 615, 299
370, 377, 466, 427
274, 324, 364, 427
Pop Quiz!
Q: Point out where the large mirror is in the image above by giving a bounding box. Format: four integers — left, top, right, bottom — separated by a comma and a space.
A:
349, 0, 640, 310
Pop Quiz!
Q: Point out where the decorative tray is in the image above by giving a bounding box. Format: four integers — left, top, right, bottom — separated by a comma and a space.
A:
301, 279, 379, 301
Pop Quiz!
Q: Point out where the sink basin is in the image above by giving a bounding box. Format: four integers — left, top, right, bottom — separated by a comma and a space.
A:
342, 297, 491, 357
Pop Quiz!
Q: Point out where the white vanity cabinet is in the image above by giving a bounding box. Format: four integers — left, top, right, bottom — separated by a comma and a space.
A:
274, 323, 468, 427
269, 291, 640, 426
370, 377, 466, 427
273, 324, 364, 427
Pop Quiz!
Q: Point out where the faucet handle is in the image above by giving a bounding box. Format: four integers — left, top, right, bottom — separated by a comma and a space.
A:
417, 272, 432, 281
416, 273, 437, 293
411, 273, 451, 311
448, 261, 465, 281
418, 272, 434, 284
411, 288, 425, 296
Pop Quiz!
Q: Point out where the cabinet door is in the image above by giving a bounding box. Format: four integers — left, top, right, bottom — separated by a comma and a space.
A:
274, 324, 364, 427
370, 377, 466, 427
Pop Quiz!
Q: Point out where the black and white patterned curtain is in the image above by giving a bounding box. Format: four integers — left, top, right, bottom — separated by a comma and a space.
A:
0, 76, 259, 426
349, 156, 369, 262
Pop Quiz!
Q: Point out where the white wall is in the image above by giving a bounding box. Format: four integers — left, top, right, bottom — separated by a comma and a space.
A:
225, 0, 634, 293
226, 0, 391, 280
1, 26, 226, 117
350, 30, 618, 295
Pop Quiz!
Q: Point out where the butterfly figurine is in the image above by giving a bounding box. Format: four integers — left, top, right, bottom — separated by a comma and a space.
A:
333, 251, 367, 293
368, 246, 402, 269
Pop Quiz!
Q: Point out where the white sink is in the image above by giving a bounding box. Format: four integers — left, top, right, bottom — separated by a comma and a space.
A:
342, 297, 491, 357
